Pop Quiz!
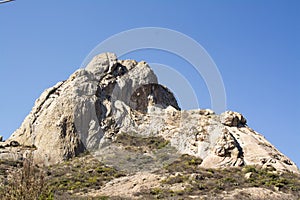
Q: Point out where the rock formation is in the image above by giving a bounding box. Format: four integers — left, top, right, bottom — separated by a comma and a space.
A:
0, 53, 298, 175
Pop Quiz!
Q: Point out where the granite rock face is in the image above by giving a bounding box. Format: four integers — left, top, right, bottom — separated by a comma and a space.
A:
1, 53, 298, 174
4, 53, 178, 165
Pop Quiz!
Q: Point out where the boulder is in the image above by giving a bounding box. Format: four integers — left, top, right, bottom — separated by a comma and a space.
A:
220, 111, 247, 127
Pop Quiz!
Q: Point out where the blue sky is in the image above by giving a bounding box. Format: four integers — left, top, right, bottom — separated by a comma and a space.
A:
0, 1, 299, 166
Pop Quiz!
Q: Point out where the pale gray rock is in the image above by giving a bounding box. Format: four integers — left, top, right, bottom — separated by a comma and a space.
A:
244, 172, 253, 179
85, 52, 117, 76
220, 111, 247, 127
213, 128, 244, 166
6, 53, 179, 165
2, 53, 299, 174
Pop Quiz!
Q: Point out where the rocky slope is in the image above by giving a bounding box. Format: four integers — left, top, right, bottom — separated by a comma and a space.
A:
0, 52, 299, 199
1, 144, 299, 199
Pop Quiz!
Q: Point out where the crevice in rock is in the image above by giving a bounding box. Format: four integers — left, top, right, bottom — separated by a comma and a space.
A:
31, 81, 65, 125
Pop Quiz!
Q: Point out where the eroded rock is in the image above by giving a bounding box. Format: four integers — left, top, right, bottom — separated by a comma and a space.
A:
220, 111, 247, 127
1, 53, 298, 174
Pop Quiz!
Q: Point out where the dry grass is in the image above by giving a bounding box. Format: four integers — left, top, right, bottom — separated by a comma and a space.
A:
0, 154, 52, 200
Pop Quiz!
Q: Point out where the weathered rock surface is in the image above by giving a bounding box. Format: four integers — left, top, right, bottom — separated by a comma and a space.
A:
1, 52, 298, 175
3, 53, 178, 165
220, 111, 247, 127
85, 172, 161, 198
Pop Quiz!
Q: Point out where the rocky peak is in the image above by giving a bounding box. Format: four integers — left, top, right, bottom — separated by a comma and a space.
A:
0, 53, 298, 175
3, 53, 179, 165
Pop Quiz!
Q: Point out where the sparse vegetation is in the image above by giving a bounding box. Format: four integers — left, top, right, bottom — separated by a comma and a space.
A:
245, 166, 300, 192
115, 132, 170, 151
46, 154, 125, 197
0, 152, 126, 199
0, 143, 299, 199
138, 154, 300, 199
0, 154, 53, 200
164, 154, 203, 173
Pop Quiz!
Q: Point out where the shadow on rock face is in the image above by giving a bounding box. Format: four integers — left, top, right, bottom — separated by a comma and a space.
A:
130, 83, 181, 114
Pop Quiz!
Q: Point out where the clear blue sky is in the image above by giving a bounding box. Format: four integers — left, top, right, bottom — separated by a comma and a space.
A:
0, 1, 299, 166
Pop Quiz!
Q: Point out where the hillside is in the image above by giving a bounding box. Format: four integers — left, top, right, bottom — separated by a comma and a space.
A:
0, 53, 299, 199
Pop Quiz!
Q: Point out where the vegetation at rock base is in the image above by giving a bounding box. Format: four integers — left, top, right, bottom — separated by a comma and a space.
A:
163, 154, 203, 173
0, 155, 52, 200
137, 154, 300, 199
0, 143, 299, 199
0, 152, 126, 199
114, 132, 170, 151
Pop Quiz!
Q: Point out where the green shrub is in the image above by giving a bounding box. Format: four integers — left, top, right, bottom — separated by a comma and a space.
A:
150, 187, 163, 195
243, 165, 257, 173
115, 132, 170, 151
164, 154, 202, 173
